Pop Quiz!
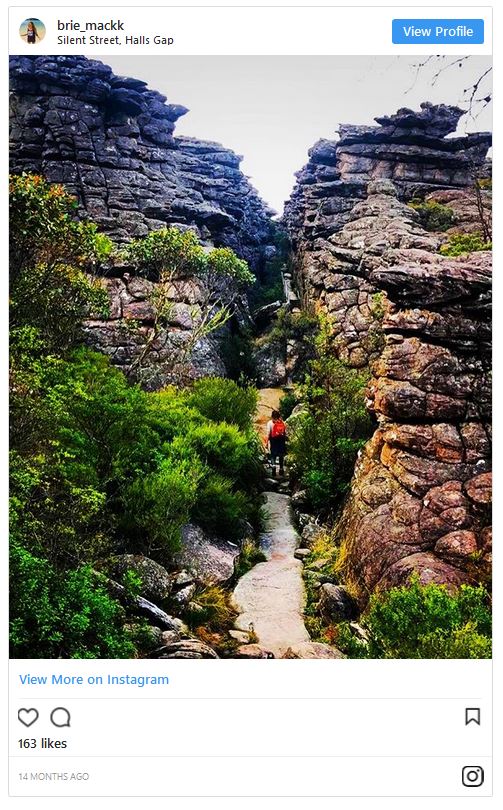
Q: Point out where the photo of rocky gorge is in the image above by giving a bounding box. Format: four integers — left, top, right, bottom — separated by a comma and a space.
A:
9, 55, 492, 659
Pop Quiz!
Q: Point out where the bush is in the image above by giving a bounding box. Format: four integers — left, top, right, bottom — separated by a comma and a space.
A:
188, 377, 258, 431
9, 174, 109, 352
288, 327, 372, 513
9, 543, 135, 659
193, 474, 252, 540
122, 456, 203, 562
9, 178, 265, 657
279, 391, 297, 419
408, 198, 456, 232
234, 539, 267, 578
439, 231, 492, 257
122, 227, 254, 285
122, 227, 206, 280
269, 309, 319, 347
334, 577, 491, 659
185, 585, 236, 631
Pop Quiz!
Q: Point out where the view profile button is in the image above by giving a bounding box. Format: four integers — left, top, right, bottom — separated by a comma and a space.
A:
392, 19, 484, 45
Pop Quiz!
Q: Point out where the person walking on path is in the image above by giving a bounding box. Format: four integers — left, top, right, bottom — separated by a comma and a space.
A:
265, 409, 287, 477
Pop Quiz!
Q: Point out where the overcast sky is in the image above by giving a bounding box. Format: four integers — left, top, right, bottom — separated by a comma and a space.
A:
104, 56, 492, 214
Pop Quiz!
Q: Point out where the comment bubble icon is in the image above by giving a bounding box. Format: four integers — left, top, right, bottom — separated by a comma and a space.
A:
50, 706, 71, 728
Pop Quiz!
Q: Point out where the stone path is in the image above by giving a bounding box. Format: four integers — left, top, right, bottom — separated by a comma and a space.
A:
232, 491, 310, 657
231, 390, 344, 659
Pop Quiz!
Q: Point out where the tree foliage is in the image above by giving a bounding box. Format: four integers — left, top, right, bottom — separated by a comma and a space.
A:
10, 174, 110, 352
121, 228, 255, 380
288, 321, 372, 512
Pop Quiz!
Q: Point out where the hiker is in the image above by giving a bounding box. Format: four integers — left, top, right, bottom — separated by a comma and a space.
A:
265, 409, 287, 477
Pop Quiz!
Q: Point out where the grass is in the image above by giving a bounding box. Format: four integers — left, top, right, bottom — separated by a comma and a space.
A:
234, 539, 267, 579
302, 529, 344, 644
184, 585, 236, 631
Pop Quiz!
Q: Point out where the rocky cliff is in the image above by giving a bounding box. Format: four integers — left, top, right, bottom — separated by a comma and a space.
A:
9, 55, 275, 385
284, 102, 490, 245
284, 104, 492, 600
333, 182, 491, 599
283, 103, 491, 369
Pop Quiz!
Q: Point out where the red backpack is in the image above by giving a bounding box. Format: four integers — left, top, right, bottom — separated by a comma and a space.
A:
270, 419, 286, 438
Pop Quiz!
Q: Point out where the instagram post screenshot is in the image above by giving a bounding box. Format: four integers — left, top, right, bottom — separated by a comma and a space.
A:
4, 1, 497, 802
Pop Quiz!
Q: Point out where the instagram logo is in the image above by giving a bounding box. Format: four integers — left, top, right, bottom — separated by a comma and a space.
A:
462, 766, 485, 788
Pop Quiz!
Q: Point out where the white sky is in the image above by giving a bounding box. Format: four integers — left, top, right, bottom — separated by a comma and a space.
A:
104, 56, 492, 214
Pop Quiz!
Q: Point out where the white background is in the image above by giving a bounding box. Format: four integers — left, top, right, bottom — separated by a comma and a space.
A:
1, 1, 499, 807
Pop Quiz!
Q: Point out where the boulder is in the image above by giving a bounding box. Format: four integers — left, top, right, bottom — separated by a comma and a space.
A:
253, 340, 287, 387
253, 300, 283, 327
318, 584, 359, 622
434, 530, 478, 566
283, 642, 346, 659
155, 639, 219, 659
172, 583, 197, 606
172, 569, 194, 588
229, 629, 251, 644
301, 522, 324, 548
107, 554, 172, 606
135, 596, 187, 633
174, 524, 240, 584
235, 644, 275, 659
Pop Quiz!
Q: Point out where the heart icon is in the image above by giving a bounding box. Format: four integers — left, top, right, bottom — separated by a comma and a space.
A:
18, 708, 39, 727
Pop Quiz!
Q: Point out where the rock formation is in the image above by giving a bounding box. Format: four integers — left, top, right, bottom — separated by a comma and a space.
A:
9, 55, 274, 264
284, 104, 492, 600
9, 55, 276, 385
284, 102, 491, 247
283, 104, 491, 369
334, 184, 491, 598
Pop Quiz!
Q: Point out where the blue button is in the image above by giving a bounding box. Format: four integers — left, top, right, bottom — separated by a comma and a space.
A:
392, 19, 484, 44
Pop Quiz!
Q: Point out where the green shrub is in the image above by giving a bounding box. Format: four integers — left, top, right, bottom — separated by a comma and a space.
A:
335, 577, 492, 659
477, 178, 492, 190
182, 422, 253, 477
122, 456, 203, 561
9, 174, 109, 352
122, 227, 206, 280
279, 391, 297, 419
122, 227, 254, 285
206, 247, 255, 285
9, 543, 135, 659
439, 231, 492, 256
188, 377, 258, 431
9, 177, 266, 657
193, 474, 251, 540
269, 309, 319, 346
408, 198, 456, 232
288, 326, 372, 513
184, 585, 236, 631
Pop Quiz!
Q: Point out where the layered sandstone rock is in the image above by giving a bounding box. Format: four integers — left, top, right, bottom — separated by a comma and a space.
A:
283, 104, 491, 372
9, 55, 275, 385
81, 273, 229, 388
284, 101, 491, 597
283, 102, 491, 246
9, 55, 274, 267
330, 187, 492, 599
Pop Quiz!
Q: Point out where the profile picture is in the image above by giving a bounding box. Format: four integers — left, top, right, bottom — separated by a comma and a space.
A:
19, 18, 46, 45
